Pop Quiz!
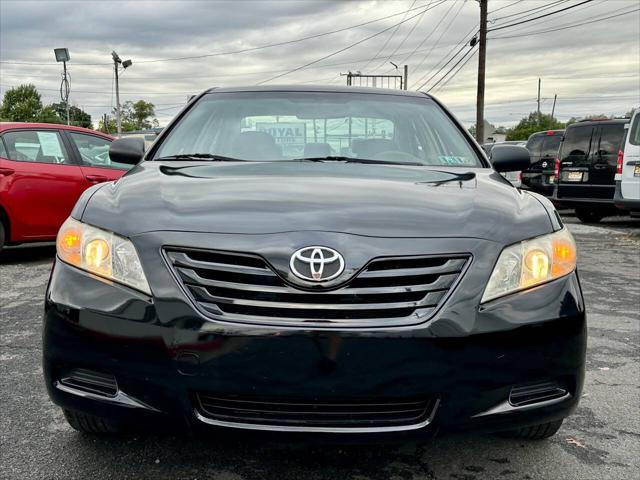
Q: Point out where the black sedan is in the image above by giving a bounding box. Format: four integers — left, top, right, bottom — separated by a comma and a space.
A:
43, 86, 585, 441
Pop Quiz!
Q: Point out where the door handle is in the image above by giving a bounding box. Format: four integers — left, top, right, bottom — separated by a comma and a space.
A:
0, 167, 15, 176
85, 174, 109, 183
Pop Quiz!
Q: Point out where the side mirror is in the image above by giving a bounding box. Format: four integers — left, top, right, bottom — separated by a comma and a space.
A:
491, 145, 530, 172
109, 137, 145, 165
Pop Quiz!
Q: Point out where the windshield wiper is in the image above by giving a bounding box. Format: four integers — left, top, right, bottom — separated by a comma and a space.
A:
154, 153, 248, 162
291, 156, 423, 166
421, 172, 476, 186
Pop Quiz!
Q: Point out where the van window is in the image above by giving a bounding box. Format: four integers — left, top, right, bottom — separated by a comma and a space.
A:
541, 135, 561, 157
629, 115, 640, 146
597, 124, 625, 157
561, 126, 592, 162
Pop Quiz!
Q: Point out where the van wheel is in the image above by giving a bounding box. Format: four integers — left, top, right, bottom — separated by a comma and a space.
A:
63, 409, 122, 434
575, 208, 604, 224
499, 419, 563, 440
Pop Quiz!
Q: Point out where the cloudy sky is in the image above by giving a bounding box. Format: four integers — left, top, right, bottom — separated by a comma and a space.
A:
1, 0, 638, 127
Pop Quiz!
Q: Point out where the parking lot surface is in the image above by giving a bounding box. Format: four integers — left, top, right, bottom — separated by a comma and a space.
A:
1, 216, 638, 480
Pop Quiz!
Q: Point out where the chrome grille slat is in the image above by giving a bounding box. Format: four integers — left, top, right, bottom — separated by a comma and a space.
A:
191, 286, 445, 310
164, 247, 469, 327
357, 259, 467, 278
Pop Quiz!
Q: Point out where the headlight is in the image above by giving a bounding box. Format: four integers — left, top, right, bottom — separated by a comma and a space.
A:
57, 217, 151, 295
482, 228, 576, 303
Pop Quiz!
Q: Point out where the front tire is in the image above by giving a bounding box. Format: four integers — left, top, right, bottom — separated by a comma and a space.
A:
500, 419, 563, 440
63, 409, 122, 434
575, 208, 604, 224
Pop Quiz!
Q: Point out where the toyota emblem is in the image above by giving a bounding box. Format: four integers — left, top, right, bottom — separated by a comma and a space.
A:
290, 246, 345, 282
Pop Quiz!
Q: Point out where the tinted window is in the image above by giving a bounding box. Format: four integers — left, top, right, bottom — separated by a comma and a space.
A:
541, 135, 561, 157
630, 114, 640, 146
156, 92, 483, 167
2, 130, 70, 164
0, 137, 7, 158
526, 135, 544, 156
560, 126, 592, 162
597, 124, 626, 157
68, 132, 128, 170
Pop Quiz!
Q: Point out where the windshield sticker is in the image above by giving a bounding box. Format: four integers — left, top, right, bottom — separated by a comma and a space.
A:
438, 155, 471, 165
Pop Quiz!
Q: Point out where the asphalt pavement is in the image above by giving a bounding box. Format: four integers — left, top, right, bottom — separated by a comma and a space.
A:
1, 215, 638, 480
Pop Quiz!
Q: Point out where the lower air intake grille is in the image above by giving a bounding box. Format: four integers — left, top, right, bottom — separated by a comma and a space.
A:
509, 381, 567, 407
59, 368, 118, 397
164, 247, 469, 328
195, 393, 438, 429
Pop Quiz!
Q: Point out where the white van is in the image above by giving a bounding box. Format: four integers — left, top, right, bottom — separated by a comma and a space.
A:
614, 109, 640, 217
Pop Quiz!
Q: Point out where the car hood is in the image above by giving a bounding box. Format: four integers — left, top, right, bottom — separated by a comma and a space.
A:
81, 161, 552, 243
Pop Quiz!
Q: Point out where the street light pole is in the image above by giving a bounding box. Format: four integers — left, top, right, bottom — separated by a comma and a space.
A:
54, 48, 71, 125
111, 51, 132, 135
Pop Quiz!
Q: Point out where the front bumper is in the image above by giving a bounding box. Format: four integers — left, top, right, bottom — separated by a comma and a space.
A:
43, 232, 586, 437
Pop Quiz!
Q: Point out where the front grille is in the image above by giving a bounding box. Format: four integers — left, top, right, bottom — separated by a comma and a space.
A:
164, 247, 469, 328
59, 368, 118, 397
509, 381, 567, 407
195, 392, 438, 429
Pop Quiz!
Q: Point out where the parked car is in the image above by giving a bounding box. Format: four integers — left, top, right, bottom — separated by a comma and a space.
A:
482, 140, 527, 187
520, 129, 564, 196
0, 123, 129, 251
44, 86, 584, 442
614, 109, 640, 216
552, 118, 629, 223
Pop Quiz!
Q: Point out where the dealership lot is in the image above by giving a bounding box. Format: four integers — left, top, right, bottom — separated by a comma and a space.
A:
0, 216, 638, 480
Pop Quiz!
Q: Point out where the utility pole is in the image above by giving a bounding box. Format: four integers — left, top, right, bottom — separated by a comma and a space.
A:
403, 65, 408, 90
111, 51, 132, 135
114, 59, 121, 134
551, 93, 557, 119
537, 78, 541, 123
53, 48, 71, 125
475, 0, 487, 144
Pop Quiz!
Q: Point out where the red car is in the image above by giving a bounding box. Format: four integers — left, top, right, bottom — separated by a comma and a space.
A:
0, 123, 130, 251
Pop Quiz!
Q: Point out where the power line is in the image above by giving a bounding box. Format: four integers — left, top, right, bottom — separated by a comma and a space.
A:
413, 26, 478, 90
427, 45, 479, 92
408, 0, 467, 88
490, 6, 639, 39
372, 0, 432, 72
359, 0, 418, 72
256, 2, 442, 85
488, 0, 523, 15
432, 48, 479, 94
490, 0, 568, 22
488, 0, 593, 32
0, 2, 434, 67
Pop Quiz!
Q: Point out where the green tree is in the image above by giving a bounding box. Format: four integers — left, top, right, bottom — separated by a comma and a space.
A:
129, 100, 159, 130
505, 112, 565, 141
51, 102, 92, 128
0, 84, 43, 121
39, 105, 64, 124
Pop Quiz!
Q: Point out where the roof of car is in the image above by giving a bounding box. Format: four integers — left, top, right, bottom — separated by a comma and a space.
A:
568, 118, 629, 127
203, 85, 431, 98
0, 122, 113, 138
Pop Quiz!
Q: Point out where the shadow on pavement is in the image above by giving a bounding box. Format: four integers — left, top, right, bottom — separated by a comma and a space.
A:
0, 243, 56, 265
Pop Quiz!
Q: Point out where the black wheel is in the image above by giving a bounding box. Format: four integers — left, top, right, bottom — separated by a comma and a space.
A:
575, 208, 604, 224
63, 409, 122, 434
500, 419, 563, 440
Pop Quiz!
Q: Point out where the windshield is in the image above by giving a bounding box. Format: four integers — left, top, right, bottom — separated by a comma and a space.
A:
154, 91, 483, 167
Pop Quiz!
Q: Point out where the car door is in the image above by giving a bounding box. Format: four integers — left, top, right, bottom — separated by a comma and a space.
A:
63, 131, 130, 186
0, 128, 87, 241
590, 124, 625, 196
